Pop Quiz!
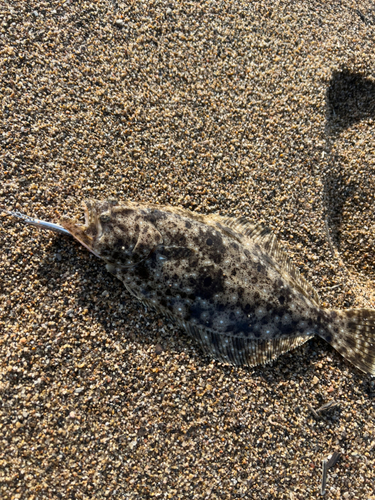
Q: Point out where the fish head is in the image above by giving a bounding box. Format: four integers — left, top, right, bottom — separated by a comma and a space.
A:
60, 199, 163, 266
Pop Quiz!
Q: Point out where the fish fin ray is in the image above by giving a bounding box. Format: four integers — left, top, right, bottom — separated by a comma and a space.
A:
255, 226, 321, 306
322, 309, 375, 375
212, 216, 321, 306
184, 323, 310, 367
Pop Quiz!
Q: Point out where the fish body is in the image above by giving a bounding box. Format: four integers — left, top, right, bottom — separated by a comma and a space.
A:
58, 199, 375, 374
4, 200, 374, 374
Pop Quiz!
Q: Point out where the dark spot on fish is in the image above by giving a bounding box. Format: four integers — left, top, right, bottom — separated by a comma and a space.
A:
211, 251, 224, 265
203, 276, 212, 287
165, 289, 171, 296
254, 292, 260, 300
184, 311, 191, 321
188, 293, 196, 301
176, 234, 187, 246
244, 304, 251, 312
87, 223, 98, 239
161, 247, 192, 260
206, 238, 213, 246
254, 331, 261, 338
136, 264, 149, 281
278, 323, 295, 335
251, 277, 257, 284
185, 221, 192, 229
148, 259, 157, 269
145, 214, 157, 224
115, 208, 134, 218
111, 251, 121, 261
231, 242, 239, 251
257, 263, 265, 273
316, 310, 325, 325
231, 268, 237, 277
180, 291, 187, 299
340, 345, 348, 356
278, 296, 285, 304
263, 240, 271, 251
244, 249, 251, 259
189, 302, 206, 319
330, 311, 337, 319
263, 240, 271, 252
117, 223, 131, 235
114, 238, 125, 249
147, 210, 167, 224
325, 333, 332, 343
345, 336, 357, 349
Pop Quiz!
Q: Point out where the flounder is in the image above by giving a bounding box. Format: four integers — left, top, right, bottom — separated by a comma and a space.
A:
4, 200, 375, 374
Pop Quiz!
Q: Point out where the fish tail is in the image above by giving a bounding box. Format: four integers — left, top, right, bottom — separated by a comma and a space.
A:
321, 309, 375, 375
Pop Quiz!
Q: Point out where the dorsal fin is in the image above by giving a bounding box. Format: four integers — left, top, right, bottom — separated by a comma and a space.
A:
217, 215, 259, 237
212, 215, 320, 306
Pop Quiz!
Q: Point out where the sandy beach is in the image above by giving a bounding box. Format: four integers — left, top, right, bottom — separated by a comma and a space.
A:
0, 1, 374, 498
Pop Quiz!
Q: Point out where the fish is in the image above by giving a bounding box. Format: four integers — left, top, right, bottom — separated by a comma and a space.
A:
3, 199, 375, 375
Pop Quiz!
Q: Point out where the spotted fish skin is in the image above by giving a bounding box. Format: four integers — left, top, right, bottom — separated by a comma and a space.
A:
60, 199, 375, 375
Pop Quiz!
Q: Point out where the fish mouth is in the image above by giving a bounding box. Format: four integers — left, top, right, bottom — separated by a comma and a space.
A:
60, 200, 101, 258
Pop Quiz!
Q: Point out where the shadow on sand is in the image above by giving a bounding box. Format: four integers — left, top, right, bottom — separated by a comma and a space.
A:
323, 70, 375, 260
326, 69, 375, 134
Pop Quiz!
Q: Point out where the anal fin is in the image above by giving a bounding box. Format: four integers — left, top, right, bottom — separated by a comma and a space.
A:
185, 324, 310, 367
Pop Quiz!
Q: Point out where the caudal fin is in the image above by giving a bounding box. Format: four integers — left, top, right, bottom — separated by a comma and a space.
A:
323, 309, 375, 375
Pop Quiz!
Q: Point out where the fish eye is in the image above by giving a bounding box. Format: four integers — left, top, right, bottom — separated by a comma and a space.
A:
100, 214, 111, 223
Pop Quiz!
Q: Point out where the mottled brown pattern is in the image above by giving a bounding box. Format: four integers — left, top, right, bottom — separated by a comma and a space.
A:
61, 199, 375, 374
